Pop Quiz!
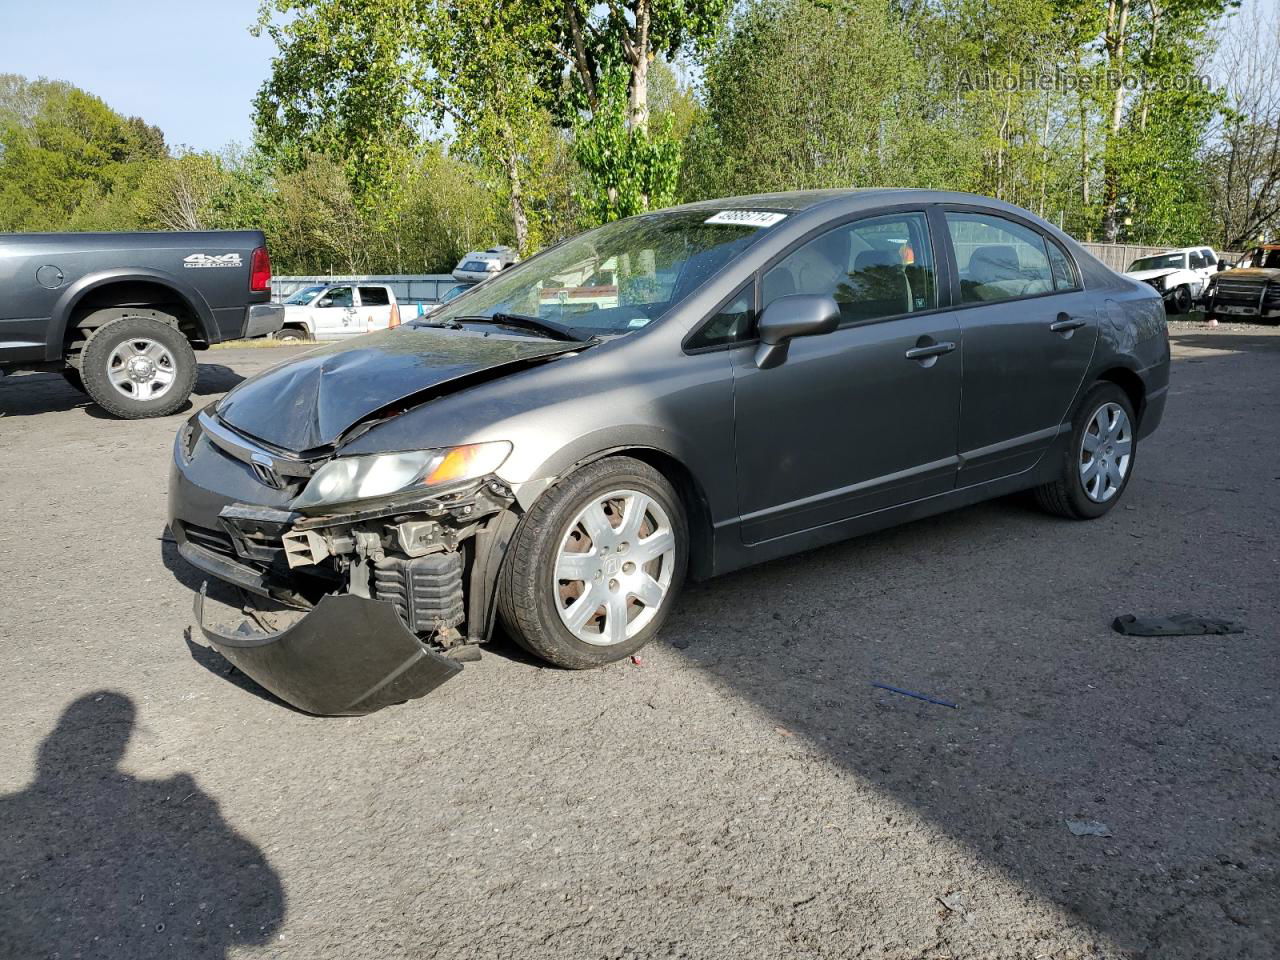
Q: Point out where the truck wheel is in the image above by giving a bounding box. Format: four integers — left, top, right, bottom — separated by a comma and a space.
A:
275, 327, 311, 342
80, 315, 196, 419
1033, 382, 1137, 520
497, 456, 688, 669
60, 368, 86, 394
1171, 285, 1191, 314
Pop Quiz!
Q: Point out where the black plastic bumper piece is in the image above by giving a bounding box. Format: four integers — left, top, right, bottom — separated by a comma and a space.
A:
193, 585, 462, 715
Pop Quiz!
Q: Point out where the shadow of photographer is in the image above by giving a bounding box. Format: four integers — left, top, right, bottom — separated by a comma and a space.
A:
0, 691, 285, 958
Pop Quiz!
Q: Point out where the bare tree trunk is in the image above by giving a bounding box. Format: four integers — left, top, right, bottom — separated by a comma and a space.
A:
628, 0, 652, 135
504, 137, 529, 254
1101, 0, 1130, 242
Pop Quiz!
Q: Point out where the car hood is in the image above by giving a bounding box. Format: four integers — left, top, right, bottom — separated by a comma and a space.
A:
1217, 267, 1280, 282
1126, 268, 1180, 281
214, 326, 585, 452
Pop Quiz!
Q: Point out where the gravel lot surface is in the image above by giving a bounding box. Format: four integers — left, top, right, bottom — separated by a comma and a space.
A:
1, 325, 1277, 960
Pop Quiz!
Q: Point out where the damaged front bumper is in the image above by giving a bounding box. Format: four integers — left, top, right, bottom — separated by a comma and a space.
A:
193, 586, 462, 715
171, 423, 522, 715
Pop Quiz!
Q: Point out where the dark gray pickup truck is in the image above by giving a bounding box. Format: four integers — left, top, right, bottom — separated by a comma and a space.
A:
0, 230, 283, 418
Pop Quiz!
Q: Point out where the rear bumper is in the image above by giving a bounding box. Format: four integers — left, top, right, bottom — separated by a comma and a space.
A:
242, 303, 285, 339
193, 586, 461, 715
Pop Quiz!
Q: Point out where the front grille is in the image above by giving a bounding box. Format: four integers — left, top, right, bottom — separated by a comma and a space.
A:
1214, 279, 1266, 302
182, 522, 235, 557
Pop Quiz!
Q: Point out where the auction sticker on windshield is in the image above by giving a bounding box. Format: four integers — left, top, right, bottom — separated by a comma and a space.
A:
703, 210, 788, 228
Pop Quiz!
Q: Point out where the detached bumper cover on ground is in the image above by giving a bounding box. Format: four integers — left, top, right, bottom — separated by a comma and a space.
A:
193, 585, 462, 715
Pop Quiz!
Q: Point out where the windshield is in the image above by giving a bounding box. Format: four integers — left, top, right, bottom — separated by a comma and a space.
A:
430, 209, 782, 337
284, 285, 326, 305
1129, 253, 1185, 272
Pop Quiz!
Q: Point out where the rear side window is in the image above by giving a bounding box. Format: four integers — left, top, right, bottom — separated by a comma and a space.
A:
1046, 241, 1079, 291
358, 286, 390, 306
945, 213, 1055, 304
762, 211, 938, 324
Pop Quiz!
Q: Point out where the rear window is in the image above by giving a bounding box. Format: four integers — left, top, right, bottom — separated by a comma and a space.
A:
358, 287, 390, 306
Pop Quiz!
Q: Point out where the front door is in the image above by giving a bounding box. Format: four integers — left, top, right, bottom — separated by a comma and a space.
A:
730, 211, 963, 545
941, 209, 1098, 485
311, 286, 358, 339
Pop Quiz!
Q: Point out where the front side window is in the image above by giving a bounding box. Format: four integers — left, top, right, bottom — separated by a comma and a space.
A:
1203, 249, 1218, 265
1189, 251, 1207, 270
762, 212, 937, 323
322, 287, 353, 308
946, 213, 1055, 303
430, 210, 781, 338
686, 283, 754, 350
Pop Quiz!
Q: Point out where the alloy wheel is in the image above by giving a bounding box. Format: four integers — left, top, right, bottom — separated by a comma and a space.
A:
1079, 401, 1132, 503
553, 488, 677, 646
106, 338, 177, 401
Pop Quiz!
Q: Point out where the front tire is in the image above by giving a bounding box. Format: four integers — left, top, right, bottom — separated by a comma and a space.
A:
275, 327, 311, 342
1171, 285, 1192, 314
497, 456, 688, 669
80, 315, 196, 419
1034, 382, 1137, 520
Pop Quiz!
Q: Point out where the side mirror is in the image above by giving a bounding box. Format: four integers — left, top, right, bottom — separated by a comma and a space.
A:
317, 298, 333, 308
754, 294, 840, 369
1217, 261, 1229, 272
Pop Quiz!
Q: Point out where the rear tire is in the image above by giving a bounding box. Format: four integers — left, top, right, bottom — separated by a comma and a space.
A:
1034, 382, 1138, 520
80, 315, 196, 419
497, 456, 688, 669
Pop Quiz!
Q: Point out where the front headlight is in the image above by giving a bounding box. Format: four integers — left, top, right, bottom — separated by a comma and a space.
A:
293, 441, 511, 511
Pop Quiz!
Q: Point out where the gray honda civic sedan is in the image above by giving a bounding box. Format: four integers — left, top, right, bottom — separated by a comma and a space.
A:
169, 189, 1169, 714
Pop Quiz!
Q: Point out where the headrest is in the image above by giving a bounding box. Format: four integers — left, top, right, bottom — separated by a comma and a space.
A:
968, 245, 1021, 284
854, 249, 899, 272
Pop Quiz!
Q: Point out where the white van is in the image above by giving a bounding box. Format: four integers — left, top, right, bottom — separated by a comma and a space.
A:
452, 246, 519, 283
278, 284, 401, 340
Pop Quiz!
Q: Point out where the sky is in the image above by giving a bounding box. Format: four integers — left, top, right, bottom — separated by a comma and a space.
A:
1, 0, 1277, 155
0, 0, 273, 152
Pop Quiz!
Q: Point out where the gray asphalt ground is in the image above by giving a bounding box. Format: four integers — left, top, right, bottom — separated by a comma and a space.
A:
1, 323, 1277, 960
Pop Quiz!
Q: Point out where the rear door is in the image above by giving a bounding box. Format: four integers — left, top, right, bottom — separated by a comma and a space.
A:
310, 286, 358, 339
941, 208, 1098, 485
726, 209, 963, 544
356, 286, 395, 332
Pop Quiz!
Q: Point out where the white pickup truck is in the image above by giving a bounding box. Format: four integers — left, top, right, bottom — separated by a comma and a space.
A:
1124, 247, 1220, 314
277, 283, 401, 340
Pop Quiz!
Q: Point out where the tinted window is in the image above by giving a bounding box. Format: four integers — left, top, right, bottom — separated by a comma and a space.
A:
763, 212, 937, 323
1202, 249, 1217, 265
358, 286, 390, 306
1129, 252, 1185, 271
687, 283, 754, 350
1189, 251, 1207, 270
322, 287, 353, 307
1046, 241, 1078, 290
946, 213, 1054, 304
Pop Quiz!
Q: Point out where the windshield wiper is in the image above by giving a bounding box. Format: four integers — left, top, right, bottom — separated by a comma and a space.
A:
448, 312, 585, 342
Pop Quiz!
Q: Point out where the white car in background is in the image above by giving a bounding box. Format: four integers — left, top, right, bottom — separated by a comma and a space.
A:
277, 284, 401, 340
1124, 247, 1219, 314
452, 246, 519, 283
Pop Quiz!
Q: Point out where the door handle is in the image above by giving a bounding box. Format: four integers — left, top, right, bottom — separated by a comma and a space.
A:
1050, 314, 1086, 333
904, 341, 956, 361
